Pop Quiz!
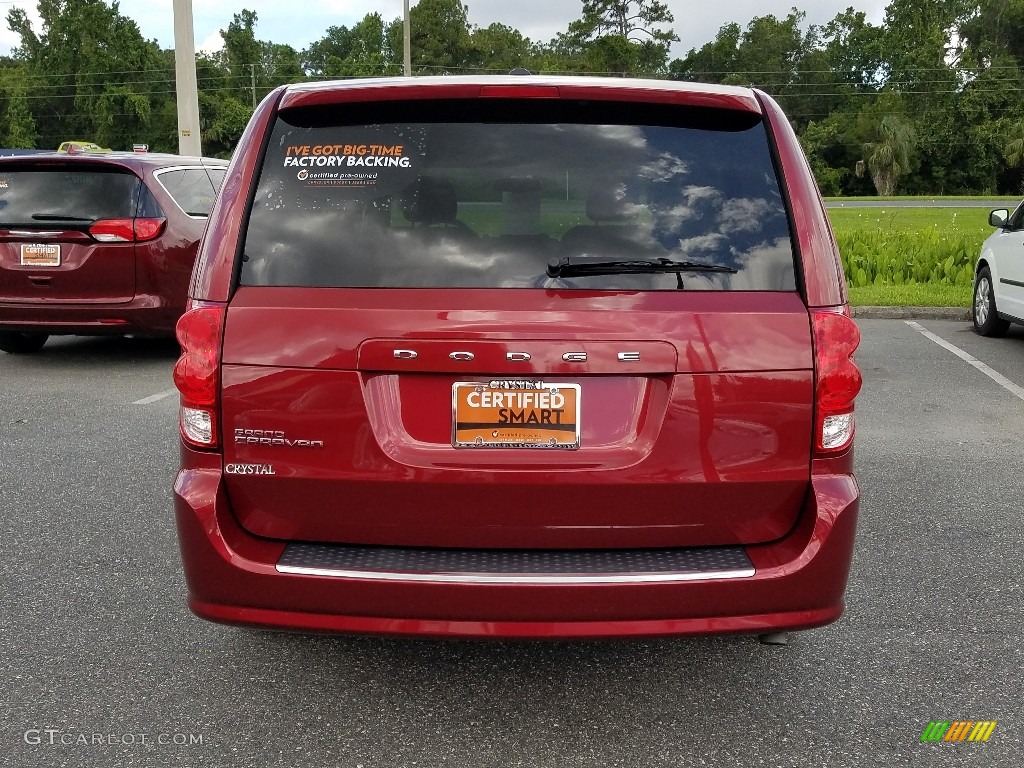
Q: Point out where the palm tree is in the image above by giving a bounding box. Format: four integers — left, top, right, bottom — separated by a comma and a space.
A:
862, 116, 916, 196
1003, 121, 1024, 169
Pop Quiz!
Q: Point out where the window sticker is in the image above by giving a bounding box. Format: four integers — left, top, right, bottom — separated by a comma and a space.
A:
279, 129, 417, 198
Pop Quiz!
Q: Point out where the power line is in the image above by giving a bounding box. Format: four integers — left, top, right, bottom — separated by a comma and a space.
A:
1, 58, 1021, 81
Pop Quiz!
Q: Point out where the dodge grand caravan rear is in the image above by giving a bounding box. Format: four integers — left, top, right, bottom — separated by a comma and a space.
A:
173, 76, 862, 639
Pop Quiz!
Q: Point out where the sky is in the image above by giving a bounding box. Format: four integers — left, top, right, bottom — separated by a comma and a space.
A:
0, 0, 889, 61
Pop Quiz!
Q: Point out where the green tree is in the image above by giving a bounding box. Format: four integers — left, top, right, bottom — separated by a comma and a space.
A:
815, 8, 885, 87
1, 70, 38, 148
862, 114, 917, 195
564, 1, 677, 75
800, 116, 860, 196
303, 25, 355, 78
669, 22, 741, 82
736, 10, 808, 84
219, 9, 262, 103
671, 11, 809, 92
200, 93, 251, 158
1002, 121, 1024, 167
959, 0, 1024, 67
303, 14, 393, 78
93, 86, 151, 149
188, 50, 249, 157
872, 2, 982, 192
7, 0, 165, 150
261, 43, 304, 90
217, 10, 306, 113
400, 0, 473, 74
880, 0, 965, 106
784, 10, 884, 128
570, 0, 676, 45
469, 23, 534, 73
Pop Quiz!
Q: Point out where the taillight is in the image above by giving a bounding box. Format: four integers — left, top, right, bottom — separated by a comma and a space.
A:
89, 218, 165, 242
133, 217, 166, 241
811, 309, 862, 455
173, 303, 226, 448
89, 219, 133, 242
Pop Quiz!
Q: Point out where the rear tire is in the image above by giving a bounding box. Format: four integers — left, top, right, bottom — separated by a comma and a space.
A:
973, 267, 1010, 337
0, 332, 49, 354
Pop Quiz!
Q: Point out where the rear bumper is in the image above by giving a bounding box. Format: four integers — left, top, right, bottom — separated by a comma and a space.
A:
173, 459, 859, 639
0, 296, 180, 336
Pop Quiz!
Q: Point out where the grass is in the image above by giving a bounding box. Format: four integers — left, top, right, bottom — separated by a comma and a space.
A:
824, 195, 1019, 203
848, 283, 971, 307
827, 206, 990, 307
827, 206, 994, 239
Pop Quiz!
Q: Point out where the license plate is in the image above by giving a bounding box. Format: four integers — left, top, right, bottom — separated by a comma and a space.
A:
21, 243, 60, 267
452, 380, 581, 449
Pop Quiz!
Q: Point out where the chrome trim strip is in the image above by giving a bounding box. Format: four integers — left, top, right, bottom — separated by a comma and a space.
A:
275, 565, 755, 584
8, 231, 62, 237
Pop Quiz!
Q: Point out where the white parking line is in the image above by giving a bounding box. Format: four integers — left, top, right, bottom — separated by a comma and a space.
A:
133, 388, 178, 405
905, 320, 1024, 402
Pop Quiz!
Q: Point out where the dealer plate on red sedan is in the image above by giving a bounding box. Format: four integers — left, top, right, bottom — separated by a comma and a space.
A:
20, 243, 60, 267
453, 380, 580, 449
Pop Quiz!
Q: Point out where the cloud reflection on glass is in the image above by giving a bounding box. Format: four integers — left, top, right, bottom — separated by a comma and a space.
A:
243, 117, 796, 292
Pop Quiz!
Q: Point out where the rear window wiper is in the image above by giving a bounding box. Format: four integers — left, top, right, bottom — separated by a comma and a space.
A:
31, 213, 96, 222
547, 256, 738, 279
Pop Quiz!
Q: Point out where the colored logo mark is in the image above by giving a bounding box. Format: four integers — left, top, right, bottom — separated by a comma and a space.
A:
921, 721, 997, 742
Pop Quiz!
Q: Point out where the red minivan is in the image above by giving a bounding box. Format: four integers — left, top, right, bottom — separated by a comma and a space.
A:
173, 76, 862, 640
0, 152, 227, 352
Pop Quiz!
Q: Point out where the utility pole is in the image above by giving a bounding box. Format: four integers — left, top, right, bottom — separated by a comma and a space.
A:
403, 0, 411, 76
250, 63, 256, 109
172, 0, 202, 156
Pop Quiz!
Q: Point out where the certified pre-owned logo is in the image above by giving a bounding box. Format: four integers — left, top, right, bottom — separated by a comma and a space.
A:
234, 429, 324, 448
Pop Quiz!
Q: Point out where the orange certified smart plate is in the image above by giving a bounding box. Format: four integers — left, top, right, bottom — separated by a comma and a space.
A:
452, 380, 581, 449
21, 243, 61, 267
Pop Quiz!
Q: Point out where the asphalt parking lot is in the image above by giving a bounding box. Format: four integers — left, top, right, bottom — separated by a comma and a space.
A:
2, 319, 1022, 767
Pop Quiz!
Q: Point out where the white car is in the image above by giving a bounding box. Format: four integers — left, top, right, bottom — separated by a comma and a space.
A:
974, 204, 1024, 336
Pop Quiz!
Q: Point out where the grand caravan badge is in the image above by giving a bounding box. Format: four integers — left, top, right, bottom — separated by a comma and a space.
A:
452, 381, 581, 450
280, 127, 417, 197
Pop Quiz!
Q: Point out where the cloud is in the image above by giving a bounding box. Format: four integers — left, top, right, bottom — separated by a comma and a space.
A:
718, 197, 774, 233
0, 2, 41, 54
197, 31, 223, 55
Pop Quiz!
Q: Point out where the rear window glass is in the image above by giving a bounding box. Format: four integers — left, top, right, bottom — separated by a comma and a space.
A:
0, 168, 140, 226
241, 99, 795, 291
154, 167, 225, 217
